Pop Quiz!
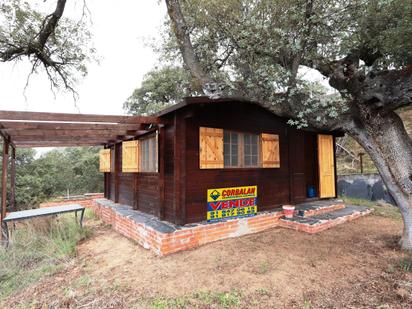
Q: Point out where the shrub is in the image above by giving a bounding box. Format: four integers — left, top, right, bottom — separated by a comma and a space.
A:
0, 215, 91, 300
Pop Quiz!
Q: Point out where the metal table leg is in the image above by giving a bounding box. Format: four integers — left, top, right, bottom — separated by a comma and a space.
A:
1, 221, 9, 247
79, 209, 85, 228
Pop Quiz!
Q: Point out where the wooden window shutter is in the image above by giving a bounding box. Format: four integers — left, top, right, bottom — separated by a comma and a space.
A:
199, 127, 224, 169
122, 140, 139, 173
99, 149, 111, 172
261, 133, 280, 168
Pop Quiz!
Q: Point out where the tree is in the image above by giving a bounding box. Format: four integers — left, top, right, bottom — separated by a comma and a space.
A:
124, 66, 193, 115
0, 0, 94, 95
164, 0, 412, 248
0, 146, 103, 210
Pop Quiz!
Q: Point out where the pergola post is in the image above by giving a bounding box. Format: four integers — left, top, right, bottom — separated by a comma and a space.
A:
10, 146, 16, 211
1, 138, 9, 240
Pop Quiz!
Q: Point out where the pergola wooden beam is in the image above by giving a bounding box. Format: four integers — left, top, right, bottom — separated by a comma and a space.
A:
15, 142, 106, 147
0, 110, 160, 124
0, 110, 164, 149
13, 137, 111, 143
7, 130, 146, 138
1, 138, 9, 241
0, 124, 15, 148
0, 121, 144, 131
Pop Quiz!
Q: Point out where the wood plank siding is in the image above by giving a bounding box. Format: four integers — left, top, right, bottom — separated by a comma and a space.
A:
183, 103, 291, 223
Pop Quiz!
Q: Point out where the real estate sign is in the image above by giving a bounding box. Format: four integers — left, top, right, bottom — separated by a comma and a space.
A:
207, 185, 258, 222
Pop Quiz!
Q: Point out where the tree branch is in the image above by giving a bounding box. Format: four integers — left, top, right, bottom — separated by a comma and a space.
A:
361, 67, 412, 112
1, 0, 67, 63
165, 0, 224, 97
0, 0, 79, 96
287, 0, 314, 88
38, 0, 66, 47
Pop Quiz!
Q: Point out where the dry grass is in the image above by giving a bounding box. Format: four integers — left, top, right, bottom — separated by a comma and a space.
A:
2, 212, 412, 308
0, 212, 93, 300
342, 196, 402, 220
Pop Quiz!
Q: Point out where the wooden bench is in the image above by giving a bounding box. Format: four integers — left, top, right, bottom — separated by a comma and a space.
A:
1, 204, 85, 242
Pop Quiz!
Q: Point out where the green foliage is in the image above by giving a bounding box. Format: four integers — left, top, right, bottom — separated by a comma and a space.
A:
0, 0, 95, 91
160, 0, 412, 125
0, 215, 92, 299
124, 66, 193, 115
352, 0, 412, 67
0, 146, 103, 210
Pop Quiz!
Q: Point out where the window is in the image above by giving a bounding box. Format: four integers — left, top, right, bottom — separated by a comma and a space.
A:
139, 134, 158, 172
244, 133, 259, 167
223, 131, 260, 168
224, 131, 238, 167
199, 127, 279, 169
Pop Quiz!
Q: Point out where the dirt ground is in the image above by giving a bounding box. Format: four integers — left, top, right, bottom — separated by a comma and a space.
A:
2, 214, 412, 308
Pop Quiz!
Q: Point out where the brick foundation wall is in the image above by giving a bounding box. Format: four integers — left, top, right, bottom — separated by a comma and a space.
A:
39, 194, 104, 208
41, 198, 363, 256
278, 208, 372, 234
89, 199, 284, 256
302, 203, 345, 217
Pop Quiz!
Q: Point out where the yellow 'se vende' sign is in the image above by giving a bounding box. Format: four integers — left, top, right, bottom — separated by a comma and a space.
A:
207, 185, 257, 202
207, 185, 258, 222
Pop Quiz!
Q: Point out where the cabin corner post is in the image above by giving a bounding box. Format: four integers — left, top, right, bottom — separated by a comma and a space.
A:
333, 135, 338, 198
173, 113, 186, 225
157, 126, 166, 220
114, 144, 120, 203
1, 138, 9, 240
10, 146, 16, 211
103, 173, 107, 198
102, 145, 107, 199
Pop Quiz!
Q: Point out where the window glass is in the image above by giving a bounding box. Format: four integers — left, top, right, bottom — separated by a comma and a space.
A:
244, 133, 259, 167
140, 134, 158, 172
224, 131, 239, 167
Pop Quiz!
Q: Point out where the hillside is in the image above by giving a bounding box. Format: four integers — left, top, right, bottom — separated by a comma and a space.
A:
337, 109, 412, 175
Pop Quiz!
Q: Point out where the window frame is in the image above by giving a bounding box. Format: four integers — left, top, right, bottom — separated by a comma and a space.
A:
223, 130, 261, 168
138, 132, 158, 173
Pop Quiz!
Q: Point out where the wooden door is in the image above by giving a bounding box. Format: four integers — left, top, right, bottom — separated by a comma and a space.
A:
318, 134, 336, 198
289, 130, 307, 202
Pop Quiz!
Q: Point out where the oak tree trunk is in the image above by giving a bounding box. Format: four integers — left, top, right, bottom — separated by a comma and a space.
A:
345, 108, 412, 249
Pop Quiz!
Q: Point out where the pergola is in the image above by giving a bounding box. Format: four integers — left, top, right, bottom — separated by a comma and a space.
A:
0, 110, 162, 240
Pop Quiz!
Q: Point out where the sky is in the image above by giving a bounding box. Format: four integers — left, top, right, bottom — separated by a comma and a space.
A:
0, 0, 328, 156
0, 1, 167, 115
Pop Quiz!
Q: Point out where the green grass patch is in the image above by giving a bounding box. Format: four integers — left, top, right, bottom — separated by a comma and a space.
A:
84, 208, 96, 220
146, 290, 242, 309
399, 256, 412, 273
255, 287, 270, 296
150, 297, 188, 309
256, 260, 270, 274
0, 215, 92, 300
193, 290, 241, 308
340, 197, 401, 220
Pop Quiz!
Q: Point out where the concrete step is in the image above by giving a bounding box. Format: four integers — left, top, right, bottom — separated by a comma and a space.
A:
279, 205, 372, 234
294, 199, 346, 217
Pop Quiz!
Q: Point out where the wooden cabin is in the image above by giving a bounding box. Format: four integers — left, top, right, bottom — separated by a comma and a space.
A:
100, 97, 340, 225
